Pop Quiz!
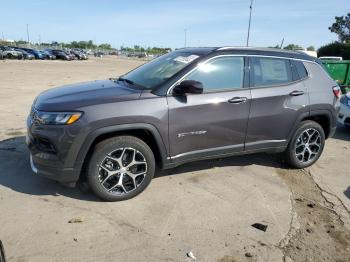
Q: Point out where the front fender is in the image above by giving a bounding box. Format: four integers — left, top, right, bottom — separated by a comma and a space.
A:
70, 123, 169, 178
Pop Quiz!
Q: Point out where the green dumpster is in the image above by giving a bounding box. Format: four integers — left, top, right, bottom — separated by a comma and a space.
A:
322, 60, 350, 94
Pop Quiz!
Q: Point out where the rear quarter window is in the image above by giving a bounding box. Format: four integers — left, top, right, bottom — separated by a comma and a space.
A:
292, 60, 308, 79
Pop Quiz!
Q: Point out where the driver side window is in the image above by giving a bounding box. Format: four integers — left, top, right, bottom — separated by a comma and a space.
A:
184, 56, 244, 92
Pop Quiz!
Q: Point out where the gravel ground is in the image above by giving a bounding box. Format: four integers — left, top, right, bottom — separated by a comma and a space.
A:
0, 57, 349, 262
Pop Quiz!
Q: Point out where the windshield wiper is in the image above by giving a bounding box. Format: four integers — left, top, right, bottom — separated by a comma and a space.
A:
115, 77, 146, 89
109, 77, 134, 85
117, 77, 135, 85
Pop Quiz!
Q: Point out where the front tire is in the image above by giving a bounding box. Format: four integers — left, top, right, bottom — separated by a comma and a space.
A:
87, 136, 155, 201
285, 120, 325, 169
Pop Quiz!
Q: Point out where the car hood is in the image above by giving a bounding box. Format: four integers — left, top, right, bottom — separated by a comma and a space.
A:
34, 79, 142, 111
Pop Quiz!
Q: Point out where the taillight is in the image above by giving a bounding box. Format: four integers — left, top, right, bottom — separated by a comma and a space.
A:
332, 86, 341, 99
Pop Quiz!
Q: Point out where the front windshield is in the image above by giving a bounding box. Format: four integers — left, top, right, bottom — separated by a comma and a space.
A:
122, 52, 200, 90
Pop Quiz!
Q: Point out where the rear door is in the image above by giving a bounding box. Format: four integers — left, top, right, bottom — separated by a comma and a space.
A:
167, 55, 251, 161
245, 56, 309, 150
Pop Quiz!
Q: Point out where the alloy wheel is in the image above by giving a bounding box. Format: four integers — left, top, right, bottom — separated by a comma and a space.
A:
98, 147, 147, 195
294, 128, 322, 163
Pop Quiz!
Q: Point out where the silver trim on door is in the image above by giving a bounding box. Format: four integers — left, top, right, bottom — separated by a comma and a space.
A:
169, 143, 244, 159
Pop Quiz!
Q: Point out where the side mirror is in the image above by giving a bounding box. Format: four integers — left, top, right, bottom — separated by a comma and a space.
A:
173, 80, 203, 95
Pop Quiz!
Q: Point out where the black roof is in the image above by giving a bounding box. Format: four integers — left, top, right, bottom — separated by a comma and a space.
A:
177, 46, 317, 62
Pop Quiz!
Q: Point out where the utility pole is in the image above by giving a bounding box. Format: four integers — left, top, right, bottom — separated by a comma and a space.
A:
246, 0, 253, 47
280, 38, 284, 49
26, 24, 30, 46
184, 28, 187, 48
1, 32, 4, 40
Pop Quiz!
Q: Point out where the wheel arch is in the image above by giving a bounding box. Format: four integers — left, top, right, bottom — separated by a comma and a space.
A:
302, 111, 332, 138
289, 109, 335, 142
75, 124, 169, 181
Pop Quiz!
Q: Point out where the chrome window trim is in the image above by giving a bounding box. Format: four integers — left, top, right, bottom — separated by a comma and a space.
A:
166, 54, 245, 95
166, 54, 321, 95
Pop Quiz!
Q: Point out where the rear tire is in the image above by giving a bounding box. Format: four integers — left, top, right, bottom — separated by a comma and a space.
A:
285, 120, 325, 169
87, 136, 155, 201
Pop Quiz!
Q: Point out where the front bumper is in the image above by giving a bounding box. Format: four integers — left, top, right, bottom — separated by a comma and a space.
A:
337, 104, 350, 126
26, 114, 83, 184
29, 155, 38, 173
27, 135, 79, 183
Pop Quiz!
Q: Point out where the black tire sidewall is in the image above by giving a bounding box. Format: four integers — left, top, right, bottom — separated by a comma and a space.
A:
87, 136, 155, 201
286, 121, 325, 169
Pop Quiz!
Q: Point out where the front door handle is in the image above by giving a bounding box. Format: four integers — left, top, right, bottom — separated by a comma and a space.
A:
289, 90, 305, 96
228, 97, 248, 104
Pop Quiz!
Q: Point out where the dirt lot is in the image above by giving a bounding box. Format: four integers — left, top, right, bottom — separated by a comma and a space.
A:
0, 57, 349, 262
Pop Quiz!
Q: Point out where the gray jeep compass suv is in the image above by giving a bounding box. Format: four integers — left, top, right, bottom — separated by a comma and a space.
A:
27, 47, 340, 201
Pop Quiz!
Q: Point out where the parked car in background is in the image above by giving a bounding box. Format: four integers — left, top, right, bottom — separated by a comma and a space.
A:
45, 49, 71, 60
27, 47, 340, 201
0, 46, 23, 59
94, 51, 104, 57
338, 93, 350, 127
70, 50, 88, 60
64, 50, 75, 60
40, 50, 56, 60
18, 48, 45, 59
0, 50, 3, 60
13, 48, 35, 60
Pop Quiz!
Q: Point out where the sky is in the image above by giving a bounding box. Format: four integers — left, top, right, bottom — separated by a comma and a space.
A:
0, 0, 349, 49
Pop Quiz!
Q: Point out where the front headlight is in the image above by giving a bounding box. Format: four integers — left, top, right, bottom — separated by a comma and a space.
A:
35, 111, 83, 125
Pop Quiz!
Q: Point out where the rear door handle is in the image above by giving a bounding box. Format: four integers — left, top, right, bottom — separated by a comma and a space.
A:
228, 97, 248, 104
289, 90, 305, 96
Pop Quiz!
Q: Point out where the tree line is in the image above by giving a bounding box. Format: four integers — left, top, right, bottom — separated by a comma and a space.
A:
4, 13, 349, 58
272, 13, 349, 59
318, 13, 350, 59
12, 40, 114, 50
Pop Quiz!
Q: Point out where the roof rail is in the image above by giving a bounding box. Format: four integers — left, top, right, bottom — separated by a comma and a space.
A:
217, 46, 256, 50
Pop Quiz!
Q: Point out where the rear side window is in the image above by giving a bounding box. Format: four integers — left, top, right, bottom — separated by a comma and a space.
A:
250, 57, 292, 87
292, 60, 308, 79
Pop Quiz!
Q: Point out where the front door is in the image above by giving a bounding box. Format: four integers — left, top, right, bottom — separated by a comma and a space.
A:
167, 55, 251, 162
